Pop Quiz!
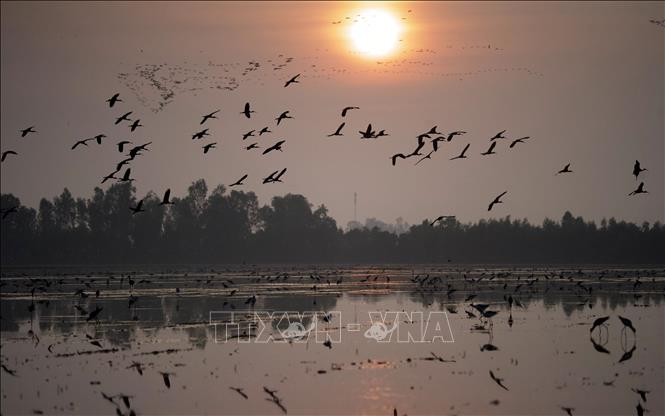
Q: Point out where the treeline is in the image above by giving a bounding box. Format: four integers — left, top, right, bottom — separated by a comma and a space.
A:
1, 180, 663, 264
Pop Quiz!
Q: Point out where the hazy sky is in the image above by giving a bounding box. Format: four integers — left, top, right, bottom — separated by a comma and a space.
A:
1, 1, 663, 227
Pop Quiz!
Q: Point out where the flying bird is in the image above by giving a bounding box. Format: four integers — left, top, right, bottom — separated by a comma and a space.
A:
118, 168, 135, 183
129, 119, 143, 132
481, 142, 497, 156
230, 174, 248, 187
425, 126, 442, 135
284, 74, 300, 87
230, 387, 248, 399
245, 142, 260, 150
71, 139, 91, 150
259, 127, 272, 135
242, 130, 255, 140
203, 142, 217, 154
390, 153, 408, 166
341, 106, 359, 117
509, 136, 530, 148
450, 143, 470, 160
431, 136, 446, 152
262, 140, 286, 155
106, 93, 122, 107
129, 200, 145, 215
263, 168, 287, 184
192, 129, 210, 140
489, 130, 507, 141
242, 102, 255, 118
159, 372, 173, 389
327, 122, 345, 137
556, 163, 573, 175
430, 216, 454, 227
160, 189, 174, 205
488, 191, 507, 211
114, 112, 132, 125
489, 370, 509, 391
632, 160, 647, 179
628, 182, 648, 196
117, 141, 132, 152
20, 126, 37, 137
1, 150, 17, 162
92, 134, 106, 144
275, 111, 293, 125
359, 124, 375, 139
201, 109, 220, 124
415, 150, 435, 166
445, 131, 467, 142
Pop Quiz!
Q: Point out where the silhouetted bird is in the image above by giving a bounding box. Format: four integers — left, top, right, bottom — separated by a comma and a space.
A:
481, 142, 497, 155
284, 74, 300, 87
230, 174, 248, 187
415, 150, 434, 165
430, 216, 454, 226
341, 106, 359, 117
20, 126, 37, 137
431, 136, 446, 152
118, 168, 135, 183
556, 163, 572, 175
230, 387, 248, 399
628, 182, 647, 196
116, 158, 132, 171
246, 142, 260, 150
242, 102, 255, 118
275, 111, 293, 125
263, 140, 285, 155
242, 130, 255, 140
129, 119, 143, 132
101, 171, 118, 184
203, 143, 217, 154
632, 160, 647, 179
425, 126, 442, 135
129, 200, 145, 215
450, 143, 470, 160
259, 127, 272, 135
160, 372, 172, 389
359, 124, 375, 139
590, 316, 610, 333
160, 189, 174, 205
201, 109, 220, 124
115, 112, 132, 124
509, 136, 530, 148
391, 153, 408, 166
72, 139, 91, 149
488, 191, 507, 211
445, 131, 467, 141
117, 141, 132, 152
192, 129, 210, 140
618, 315, 636, 333
410, 135, 428, 156
106, 93, 122, 107
489, 130, 507, 141
1, 150, 17, 162
327, 122, 345, 137
263, 168, 287, 184
489, 370, 509, 390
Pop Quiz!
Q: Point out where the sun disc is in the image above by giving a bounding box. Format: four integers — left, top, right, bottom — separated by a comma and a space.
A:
349, 9, 401, 57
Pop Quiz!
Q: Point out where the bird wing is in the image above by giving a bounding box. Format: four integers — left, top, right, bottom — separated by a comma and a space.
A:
163, 189, 171, 203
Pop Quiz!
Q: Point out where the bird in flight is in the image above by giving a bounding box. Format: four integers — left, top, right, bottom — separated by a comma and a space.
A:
489, 370, 509, 391
327, 122, 345, 137
72, 138, 92, 150
284, 74, 300, 87
481, 141, 497, 156
488, 191, 507, 211
390, 153, 409, 166
341, 106, 360, 117
20, 126, 37, 137
259, 127, 272, 136
230, 387, 248, 400
375, 129, 389, 137
430, 216, 454, 226
263, 140, 286, 155
409, 135, 429, 156
101, 171, 118, 184
203, 143, 217, 154
118, 168, 135, 183
1, 150, 18, 162
275, 111, 293, 125
242, 130, 255, 140
445, 131, 467, 142
129, 119, 143, 132
359, 124, 376, 139
201, 109, 220, 125
242, 102, 255, 118
92, 134, 106, 144
450, 143, 470, 160
160, 189, 174, 205
117, 141, 132, 153
431, 136, 446, 152
230, 174, 248, 187
263, 168, 287, 184
556, 163, 572, 175
415, 150, 435, 166
628, 182, 648, 196
490, 130, 507, 141
115, 112, 132, 125
245, 142, 260, 150
632, 160, 647, 179
106, 93, 122, 107
129, 200, 145, 215
192, 129, 210, 140
509, 136, 530, 148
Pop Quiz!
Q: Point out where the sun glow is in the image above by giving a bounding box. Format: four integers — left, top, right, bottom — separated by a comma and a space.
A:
349, 9, 402, 57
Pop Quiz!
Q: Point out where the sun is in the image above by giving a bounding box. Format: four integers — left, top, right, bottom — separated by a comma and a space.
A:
349, 9, 402, 58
